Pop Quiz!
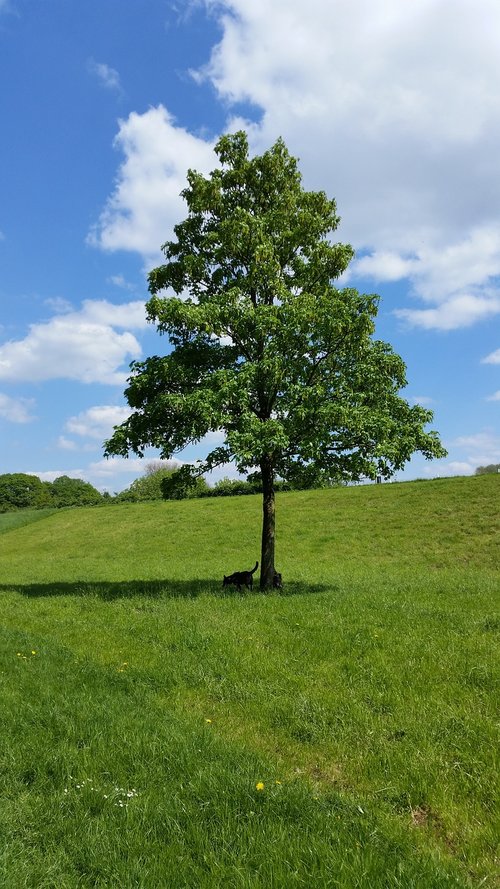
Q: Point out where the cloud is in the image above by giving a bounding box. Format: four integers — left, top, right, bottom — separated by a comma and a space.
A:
409, 395, 434, 406
0, 300, 147, 385
43, 296, 73, 314
353, 252, 418, 283
88, 106, 216, 265
418, 430, 500, 477
482, 348, 500, 365
201, 0, 500, 329
0, 392, 35, 423
356, 226, 500, 329
23, 455, 179, 494
88, 1, 500, 332
57, 436, 78, 451
486, 391, 500, 402
30, 469, 85, 483
453, 431, 500, 465
65, 405, 132, 441
87, 58, 122, 93
88, 456, 171, 478
394, 293, 500, 331
430, 461, 476, 477
108, 274, 137, 292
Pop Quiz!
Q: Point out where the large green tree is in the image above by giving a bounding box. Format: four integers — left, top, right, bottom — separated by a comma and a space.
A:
105, 132, 446, 588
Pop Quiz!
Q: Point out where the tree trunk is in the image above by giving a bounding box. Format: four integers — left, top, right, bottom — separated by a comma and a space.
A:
260, 456, 275, 589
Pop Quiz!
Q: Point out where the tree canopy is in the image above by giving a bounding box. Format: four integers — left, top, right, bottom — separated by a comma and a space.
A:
0, 473, 103, 511
105, 131, 446, 587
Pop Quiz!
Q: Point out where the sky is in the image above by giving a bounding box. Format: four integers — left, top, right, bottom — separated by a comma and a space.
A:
1, 0, 499, 493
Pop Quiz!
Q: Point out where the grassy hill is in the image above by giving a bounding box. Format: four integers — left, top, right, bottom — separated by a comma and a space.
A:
0, 475, 498, 887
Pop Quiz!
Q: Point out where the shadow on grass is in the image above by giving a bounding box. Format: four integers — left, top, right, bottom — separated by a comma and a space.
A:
0, 579, 332, 601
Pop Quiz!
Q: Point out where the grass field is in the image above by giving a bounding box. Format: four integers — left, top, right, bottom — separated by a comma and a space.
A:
0, 474, 498, 888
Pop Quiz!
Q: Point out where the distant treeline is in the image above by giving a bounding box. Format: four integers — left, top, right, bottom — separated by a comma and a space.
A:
0, 473, 107, 512
0, 466, 342, 512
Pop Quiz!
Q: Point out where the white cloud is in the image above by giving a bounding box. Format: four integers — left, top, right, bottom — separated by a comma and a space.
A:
57, 436, 78, 451
0, 392, 35, 423
108, 274, 137, 291
22, 457, 172, 494
203, 0, 500, 329
394, 293, 500, 331
87, 58, 122, 92
0, 300, 147, 385
88, 106, 216, 265
89, 456, 181, 478
453, 431, 500, 465
416, 430, 500, 478
356, 226, 500, 329
409, 395, 434, 406
88, 1, 500, 332
30, 469, 85, 483
433, 461, 476, 477
44, 296, 73, 314
79, 299, 148, 329
482, 348, 500, 365
353, 252, 418, 283
65, 405, 132, 441
481, 348, 500, 401
207, 0, 500, 143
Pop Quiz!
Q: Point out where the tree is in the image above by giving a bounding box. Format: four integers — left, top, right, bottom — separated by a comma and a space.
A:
160, 464, 210, 500
49, 475, 103, 508
116, 462, 209, 502
105, 132, 446, 588
0, 473, 52, 511
475, 464, 500, 475
116, 466, 174, 502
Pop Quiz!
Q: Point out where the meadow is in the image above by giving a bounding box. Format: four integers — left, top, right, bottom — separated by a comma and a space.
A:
0, 474, 498, 888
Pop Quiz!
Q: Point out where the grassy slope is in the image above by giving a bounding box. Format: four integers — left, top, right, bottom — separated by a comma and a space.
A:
0, 475, 498, 888
0, 508, 57, 536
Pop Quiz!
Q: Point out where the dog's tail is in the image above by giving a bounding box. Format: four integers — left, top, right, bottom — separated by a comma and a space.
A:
251, 561, 259, 574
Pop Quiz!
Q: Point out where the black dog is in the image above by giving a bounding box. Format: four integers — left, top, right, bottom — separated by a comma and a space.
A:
222, 561, 258, 590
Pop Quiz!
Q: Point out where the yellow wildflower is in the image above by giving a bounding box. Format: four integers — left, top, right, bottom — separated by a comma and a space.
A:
255, 782, 265, 791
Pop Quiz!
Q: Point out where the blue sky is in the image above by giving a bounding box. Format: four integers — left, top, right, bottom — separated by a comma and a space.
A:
1, 0, 499, 493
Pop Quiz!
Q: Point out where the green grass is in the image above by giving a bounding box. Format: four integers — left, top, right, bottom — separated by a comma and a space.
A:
0, 475, 498, 887
0, 507, 57, 535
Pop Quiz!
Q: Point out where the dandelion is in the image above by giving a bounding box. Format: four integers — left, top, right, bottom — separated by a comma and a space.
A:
31, 650, 36, 655
205, 718, 212, 724
255, 782, 265, 791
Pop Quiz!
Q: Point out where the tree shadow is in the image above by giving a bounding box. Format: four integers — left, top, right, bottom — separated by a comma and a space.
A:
0, 579, 332, 601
